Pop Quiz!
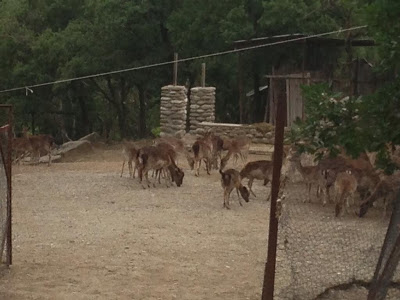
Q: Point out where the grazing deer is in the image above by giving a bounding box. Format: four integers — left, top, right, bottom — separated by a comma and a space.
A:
121, 142, 138, 178
137, 146, 184, 188
192, 140, 213, 176
219, 169, 250, 209
239, 160, 273, 199
220, 136, 251, 170
155, 136, 196, 170
153, 142, 178, 182
334, 171, 358, 217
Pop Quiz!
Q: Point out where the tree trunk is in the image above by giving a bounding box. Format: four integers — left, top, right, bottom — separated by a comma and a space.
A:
77, 95, 90, 136
138, 86, 147, 137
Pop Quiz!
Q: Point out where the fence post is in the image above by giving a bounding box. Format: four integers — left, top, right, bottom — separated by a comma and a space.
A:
201, 63, 206, 88
261, 84, 286, 300
173, 53, 178, 86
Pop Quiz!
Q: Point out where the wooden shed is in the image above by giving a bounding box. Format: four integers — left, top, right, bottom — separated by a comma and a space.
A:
233, 34, 376, 126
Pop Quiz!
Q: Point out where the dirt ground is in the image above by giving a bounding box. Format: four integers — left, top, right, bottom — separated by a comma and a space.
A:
0, 144, 398, 299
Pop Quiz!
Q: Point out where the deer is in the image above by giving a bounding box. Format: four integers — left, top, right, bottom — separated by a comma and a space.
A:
288, 152, 334, 205
207, 133, 224, 169
219, 169, 250, 209
121, 142, 138, 178
239, 160, 274, 199
334, 170, 358, 217
153, 136, 194, 168
12, 136, 32, 164
153, 142, 178, 182
28, 134, 55, 166
220, 136, 251, 170
191, 139, 213, 176
136, 145, 184, 188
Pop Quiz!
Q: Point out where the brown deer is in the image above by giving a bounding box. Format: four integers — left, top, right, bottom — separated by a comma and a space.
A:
192, 140, 213, 176
219, 169, 250, 209
12, 136, 32, 164
239, 160, 273, 199
137, 146, 184, 188
288, 152, 333, 204
28, 134, 55, 166
334, 170, 358, 217
153, 142, 179, 182
154, 136, 194, 168
121, 142, 138, 178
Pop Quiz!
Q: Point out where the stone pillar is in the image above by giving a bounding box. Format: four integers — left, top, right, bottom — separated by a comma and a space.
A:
160, 85, 187, 137
189, 87, 215, 132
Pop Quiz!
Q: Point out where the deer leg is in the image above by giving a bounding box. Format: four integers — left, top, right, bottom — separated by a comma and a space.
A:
206, 160, 211, 175
120, 160, 125, 177
226, 189, 233, 209
48, 150, 51, 167
128, 161, 133, 178
325, 186, 331, 204
195, 160, 200, 176
236, 188, 243, 207
132, 163, 137, 179
224, 188, 230, 209
248, 178, 256, 197
304, 182, 312, 203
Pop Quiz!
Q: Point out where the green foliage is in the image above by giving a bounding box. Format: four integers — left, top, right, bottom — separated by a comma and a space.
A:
0, 0, 397, 144
151, 127, 161, 138
290, 83, 364, 158
290, 80, 400, 173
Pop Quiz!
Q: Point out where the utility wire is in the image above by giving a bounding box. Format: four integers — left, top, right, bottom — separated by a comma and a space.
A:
0, 25, 367, 95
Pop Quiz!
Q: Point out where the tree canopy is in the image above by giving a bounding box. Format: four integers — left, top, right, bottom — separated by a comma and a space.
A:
0, 0, 398, 157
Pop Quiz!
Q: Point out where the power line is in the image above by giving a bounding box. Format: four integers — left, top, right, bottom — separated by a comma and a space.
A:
0, 25, 367, 95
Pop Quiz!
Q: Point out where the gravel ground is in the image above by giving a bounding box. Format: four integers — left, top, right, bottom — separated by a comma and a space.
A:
0, 144, 398, 299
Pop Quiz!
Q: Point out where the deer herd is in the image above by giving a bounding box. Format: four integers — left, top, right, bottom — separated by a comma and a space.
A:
11, 128, 400, 218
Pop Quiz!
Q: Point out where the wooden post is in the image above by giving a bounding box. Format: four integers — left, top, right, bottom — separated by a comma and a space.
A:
286, 79, 290, 127
7, 106, 12, 266
201, 63, 206, 87
261, 87, 286, 300
173, 53, 178, 86
238, 53, 244, 123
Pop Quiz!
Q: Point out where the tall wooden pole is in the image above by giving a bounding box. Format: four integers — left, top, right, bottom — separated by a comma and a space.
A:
238, 53, 244, 123
201, 63, 206, 87
261, 84, 286, 300
173, 53, 178, 86
7, 105, 12, 266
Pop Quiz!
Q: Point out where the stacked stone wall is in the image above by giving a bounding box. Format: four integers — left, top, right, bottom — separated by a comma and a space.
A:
189, 87, 215, 131
160, 85, 187, 137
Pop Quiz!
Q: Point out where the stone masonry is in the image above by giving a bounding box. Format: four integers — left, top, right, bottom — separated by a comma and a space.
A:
160, 85, 187, 137
189, 87, 215, 132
